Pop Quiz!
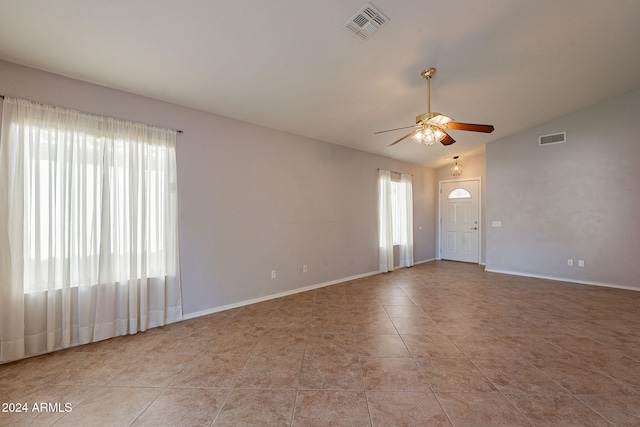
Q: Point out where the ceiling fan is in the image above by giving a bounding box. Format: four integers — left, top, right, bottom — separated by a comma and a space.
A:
376, 67, 494, 147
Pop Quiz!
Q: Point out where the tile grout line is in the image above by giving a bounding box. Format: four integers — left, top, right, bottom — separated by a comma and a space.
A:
391, 277, 456, 427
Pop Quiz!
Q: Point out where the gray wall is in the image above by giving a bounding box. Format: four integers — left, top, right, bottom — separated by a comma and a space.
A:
486, 88, 640, 289
435, 152, 486, 264
0, 60, 436, 316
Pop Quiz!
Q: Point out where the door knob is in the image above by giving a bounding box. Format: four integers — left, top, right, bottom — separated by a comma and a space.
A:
471, 227, 478, 230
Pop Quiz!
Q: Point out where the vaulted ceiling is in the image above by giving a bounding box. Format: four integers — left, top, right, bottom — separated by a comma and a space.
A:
2, 0, 640, 168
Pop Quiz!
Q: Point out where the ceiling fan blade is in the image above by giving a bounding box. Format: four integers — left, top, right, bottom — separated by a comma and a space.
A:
387, 129, 421, 146
440, 131, 456, 146
375, 124, 420, 134
445, 122, 495, 133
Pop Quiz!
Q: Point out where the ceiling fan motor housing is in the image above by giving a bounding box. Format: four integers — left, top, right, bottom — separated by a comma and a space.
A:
416, 112, 441, 124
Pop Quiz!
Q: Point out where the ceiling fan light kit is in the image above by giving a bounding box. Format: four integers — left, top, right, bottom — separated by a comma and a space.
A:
376, 67, 495, 147
412, 125, 444, 145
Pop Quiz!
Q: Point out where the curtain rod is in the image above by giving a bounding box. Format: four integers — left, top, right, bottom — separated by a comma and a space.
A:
1, 94, 183, 134
377, 168, 413, 176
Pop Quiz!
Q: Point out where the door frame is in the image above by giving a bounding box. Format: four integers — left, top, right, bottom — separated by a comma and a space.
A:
437, 177, 482, 264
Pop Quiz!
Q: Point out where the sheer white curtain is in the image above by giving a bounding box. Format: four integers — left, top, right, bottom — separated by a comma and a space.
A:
378, 170, 394, 272
397, 173, 414, 268
377, 169, 414, 273
0, 97, 182, 363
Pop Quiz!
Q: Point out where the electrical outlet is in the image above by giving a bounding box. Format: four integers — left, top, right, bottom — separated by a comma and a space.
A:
578, 260, 585, 267
271, 270, 276, 279
567, 259, 573, 267
303, 264, 308, 273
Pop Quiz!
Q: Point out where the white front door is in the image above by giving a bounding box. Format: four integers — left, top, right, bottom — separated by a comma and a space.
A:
440, 179, 480, 263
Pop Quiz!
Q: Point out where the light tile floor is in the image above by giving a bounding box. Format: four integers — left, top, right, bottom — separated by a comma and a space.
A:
1, 261, 640, 426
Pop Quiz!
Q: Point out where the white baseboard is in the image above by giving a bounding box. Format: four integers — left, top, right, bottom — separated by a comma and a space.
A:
182, 270, 381, 320
435, 256, 485, 266
393, 258, 435, 269
415, 258, 437, 265
484, 268, 640, 292
183, 259, 440, 321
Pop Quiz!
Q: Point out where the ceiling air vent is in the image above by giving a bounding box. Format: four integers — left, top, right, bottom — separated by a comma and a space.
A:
539, 131, 566, 146
345, 2, 389, 40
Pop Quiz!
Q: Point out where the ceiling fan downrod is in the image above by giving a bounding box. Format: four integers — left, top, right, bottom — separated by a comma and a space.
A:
420, 67, 436, 115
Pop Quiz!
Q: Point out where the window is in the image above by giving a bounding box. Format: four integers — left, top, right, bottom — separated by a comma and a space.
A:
3, 99, 178, 293
0, 96, 182, 363
378, 169, 413, 272
24, 130, 102, 291
390, 179, 401, 244
448, 188, 471, 199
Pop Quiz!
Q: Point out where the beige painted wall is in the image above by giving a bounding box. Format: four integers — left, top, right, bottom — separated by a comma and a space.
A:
486, 88, 640, 288
0, 60, 437, 316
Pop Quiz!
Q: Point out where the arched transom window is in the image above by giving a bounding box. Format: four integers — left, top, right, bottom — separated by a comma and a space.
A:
448, 188, 471, 199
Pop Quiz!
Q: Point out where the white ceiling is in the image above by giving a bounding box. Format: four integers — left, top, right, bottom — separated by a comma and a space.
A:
1, 0, 640, 168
